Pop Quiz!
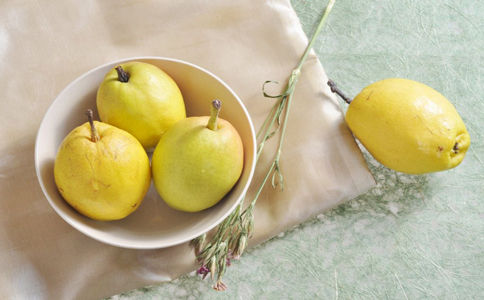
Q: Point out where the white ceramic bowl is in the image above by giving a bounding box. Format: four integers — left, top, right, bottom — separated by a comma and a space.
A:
35, 57, 256, 249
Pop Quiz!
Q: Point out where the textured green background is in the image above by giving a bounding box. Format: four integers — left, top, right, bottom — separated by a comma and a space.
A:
108, 0, 484, 299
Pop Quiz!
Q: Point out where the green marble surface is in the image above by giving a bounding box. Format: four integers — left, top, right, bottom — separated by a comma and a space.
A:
108, 0, 484, 299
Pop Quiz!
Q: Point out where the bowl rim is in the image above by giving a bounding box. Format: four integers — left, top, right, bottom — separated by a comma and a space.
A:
34, 56, 257, 249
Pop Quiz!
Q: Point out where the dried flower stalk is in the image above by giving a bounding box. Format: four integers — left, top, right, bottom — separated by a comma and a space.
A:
191, 0, 336, 290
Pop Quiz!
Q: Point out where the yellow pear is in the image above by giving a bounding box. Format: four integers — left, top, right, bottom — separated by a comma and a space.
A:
97, 61, 186, 150
54, 110, 151, 221
152, 100, 244, 212
343, 78, 470, 174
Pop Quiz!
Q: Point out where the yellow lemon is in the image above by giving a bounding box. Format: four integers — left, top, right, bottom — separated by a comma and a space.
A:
345, 78, 470, 174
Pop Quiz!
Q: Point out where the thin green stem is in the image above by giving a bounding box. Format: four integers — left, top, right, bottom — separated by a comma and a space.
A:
255, 98, 284, 162
256, 97, 281, 140
274, 73, 299, 159
250, 160, 277, 206
296, 0, 335, 71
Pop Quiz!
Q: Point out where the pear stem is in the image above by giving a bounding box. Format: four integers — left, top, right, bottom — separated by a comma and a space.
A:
85, 109, 100, 142
115, 66, 130, 83
207, 100, 222, 131
327, 79, 352, 104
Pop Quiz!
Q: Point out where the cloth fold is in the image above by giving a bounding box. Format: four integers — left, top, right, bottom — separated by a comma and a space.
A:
0, 0, 375, 298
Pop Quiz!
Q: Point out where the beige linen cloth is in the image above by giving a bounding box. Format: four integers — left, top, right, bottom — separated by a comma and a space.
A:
0, 0, 375, 298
